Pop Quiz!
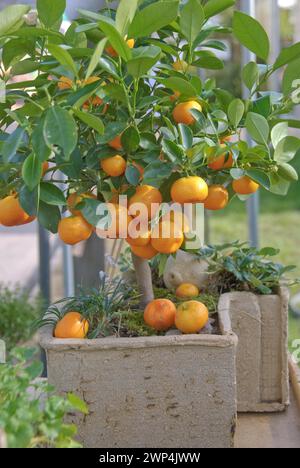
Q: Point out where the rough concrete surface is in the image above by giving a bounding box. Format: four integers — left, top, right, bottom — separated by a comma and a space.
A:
40, 311, 237, 449
219, 288, 289, 412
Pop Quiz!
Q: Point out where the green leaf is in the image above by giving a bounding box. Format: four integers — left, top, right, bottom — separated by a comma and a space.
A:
98, 20, 132, 62
143, 161, 174, 186
245, 112, 269, 146
2, 38, 34, 69
282, 58, 300, 95
2, 127, 25, 163
273, 42, 300, 70
160, 77, 197, 97
242, 61, 259, 91
278, 163, 298, 182
245, 169, 270, 190
161, 139, 184, 163
38, 201, 61, 233
252, 95, 271, 118
47, 44, 78, 77
73, 109, 104, 135
32, 121, 51, 163
86, 38, 107, 79
121, 127, 140, 153
11, 59, 39, 76
129, 1, 179, 38
0, 4, 30, 36
180, 0, 204, 44
274, 136, 300, 164
127, 46, 161, 78
98, 57, 119, 79
271, 122, 288, 149
19, 185, 39, 217
193, 51, 224, 69
233, 11, 270, 61
228, 99, 244, 128
22, 153, 42, 191
178, 124, 193, 149
203, 0, 235, 19
116, 0, 139, 36
125, 165, 140, 186
40, 182, 66, 206
269, 173, 290, 196
37, 0, 66, 28
44, 106, 78, 158
26, 361, 44, 379
67, 393, 89, 415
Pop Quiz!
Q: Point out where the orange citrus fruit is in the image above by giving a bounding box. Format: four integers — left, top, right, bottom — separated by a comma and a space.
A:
175, 301, 209, 334
106, 38, 135, 57
67, 192, 96, 216
232, 176, 260, 195
101, 155, 127, 177
108, 134, 123, 151
0, 195, 30, 227
204, 185, 229, 211
54, 312, 89, 339
127, 228, 151, 247
144, 299, 176, 331
161, 209, 190, 234
129, 185, 162, 220
151, 220, 184, 254
175, 283, 200, 299
96, 203, 133, 239
173, 100, 202, 125
58, 216, 93, 245
58, 76, 73, 90
131, 243, 158, 260
171, 176, 208, 204
208, 145, 234, 170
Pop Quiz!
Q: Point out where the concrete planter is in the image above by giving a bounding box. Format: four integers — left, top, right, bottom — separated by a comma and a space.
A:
40, 308, 237, 449
219, 287, 289, 412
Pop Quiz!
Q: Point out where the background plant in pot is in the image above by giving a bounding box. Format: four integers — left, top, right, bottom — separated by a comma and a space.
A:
0, 0, 300, 336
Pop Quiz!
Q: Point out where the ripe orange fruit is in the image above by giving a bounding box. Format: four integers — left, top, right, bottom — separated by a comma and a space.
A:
67, 192, 96, 216
42, 161, 49, 176
54, 312, 89, 339
144, 299, 176, 331
96, 203, 133, 239
176, 283, 200, 299
127, 228, 151, 247
0, 195, 30, 226
161, 209, 190, 234
101, 155, 127, 177
172, 60, 188, 72
82, 76, 107, 110
175, 301, 209, 334
106, 38, 135, 57
232, 176, 259, 195
151, 220, 184, 254
58, 76, 73, 90
208, 145, 233, 170
170, 90, 181, 102
129, 185, 162, 220
171, 176, 208, 204
173, 100, 202, 125
58, 216, 93, 245
204, 185, 229, 211
108, 134, 123, 151
131, 243, 158, 260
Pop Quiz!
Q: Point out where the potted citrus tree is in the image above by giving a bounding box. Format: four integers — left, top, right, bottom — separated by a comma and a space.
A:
0, 0, 299, 448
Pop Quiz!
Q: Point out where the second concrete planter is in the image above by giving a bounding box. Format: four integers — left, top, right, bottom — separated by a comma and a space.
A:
219, 287, 289, 412
40, 307, 237, 449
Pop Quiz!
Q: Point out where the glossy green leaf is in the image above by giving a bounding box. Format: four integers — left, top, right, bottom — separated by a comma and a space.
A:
127, 46, 161, 78
128, 1, 179, 38
273, 42, 300, 70
40, 182, 66, 206
203, 0, 235, 19
86, 38, 107, 79
242, 61, 259, 91
125, 165, 140, 186
274, 136, 300, 163
11, 59, 39, 76
121, 127, 140, 153
245, 112, 269, 146
116, 0, 139, 36
47, 44, 78, 77
37, 0, 66, 28
73, 109, 104, 135
161, 139, 184, 163
180, 0, 204, 44
160, 77, 197, 97
269, 173, 290, 196
271, 122, 288, 149
98, 20, 132, 62
282, 58, 300, 95
19, 185, 39, 216
0, 4, 30, 36
38, 201, 61, 233
44, 106, 78, 158
228, 99, 244, 127
67, 393, 89, 415
193, 51, 224, 69
2, 127, 25, 163
233, 11, 270, 61
22, 153, 42, 191
245, 169, 270, 190
32, 121, 52, 163
2, 39, 34, 69
178, 124, 193, 149
278, 163, 298, 182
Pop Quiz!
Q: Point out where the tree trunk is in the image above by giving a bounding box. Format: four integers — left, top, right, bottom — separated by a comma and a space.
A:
131, 253, 154, 308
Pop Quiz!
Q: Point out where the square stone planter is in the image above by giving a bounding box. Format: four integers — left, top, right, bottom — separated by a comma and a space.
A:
219, 287, 289, 412
40, 307, 237, 449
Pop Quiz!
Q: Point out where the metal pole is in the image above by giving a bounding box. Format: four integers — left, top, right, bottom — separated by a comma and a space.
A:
270, 0, 281, 92
241, 0, 260, 248
38, 224, 50, 376
63, 244, 75, 297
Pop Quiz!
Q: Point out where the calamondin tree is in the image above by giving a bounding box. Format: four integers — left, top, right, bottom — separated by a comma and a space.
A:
0, 0, 300, 308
